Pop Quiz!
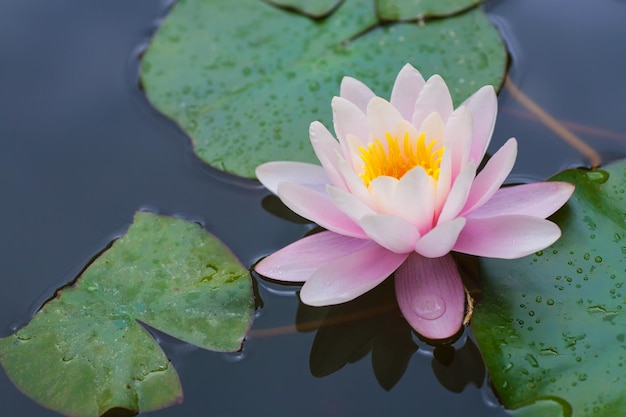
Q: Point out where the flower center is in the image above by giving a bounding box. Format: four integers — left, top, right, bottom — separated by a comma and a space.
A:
358, 132, 443, 186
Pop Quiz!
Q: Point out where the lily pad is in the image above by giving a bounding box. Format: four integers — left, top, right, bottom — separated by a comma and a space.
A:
140, 0, 506, 178
472, 159, 626, 416
0, 212, 255, 417
377, 0, 481, 21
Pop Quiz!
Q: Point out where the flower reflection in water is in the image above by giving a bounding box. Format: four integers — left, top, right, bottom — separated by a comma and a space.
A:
293, 277, 486, 393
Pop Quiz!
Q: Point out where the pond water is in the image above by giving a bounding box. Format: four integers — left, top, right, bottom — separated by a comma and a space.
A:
0, 0, 624, 416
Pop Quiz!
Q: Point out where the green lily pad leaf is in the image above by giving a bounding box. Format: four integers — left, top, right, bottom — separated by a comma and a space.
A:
0, 212, 255, 417
266, 0, 343, 18
472, 159, 626, 416
509, 398, 571, 417
377, 0, 481, 21
140, 0, 506, 178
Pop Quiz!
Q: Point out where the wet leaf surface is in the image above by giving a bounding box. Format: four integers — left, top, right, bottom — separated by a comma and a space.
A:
140, 0, 506, 178
472, 159, 626, 416
377, 0, 481, 21
0, 212, 255, 417
266, 0, 343, 18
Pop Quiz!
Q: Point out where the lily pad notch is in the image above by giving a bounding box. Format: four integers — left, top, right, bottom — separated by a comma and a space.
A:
0, 211, 255, 417
140, 0, 507, 178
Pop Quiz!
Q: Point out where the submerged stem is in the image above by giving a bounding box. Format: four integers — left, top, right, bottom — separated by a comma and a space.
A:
248, 303, 396, 338
505, 76, 601, 168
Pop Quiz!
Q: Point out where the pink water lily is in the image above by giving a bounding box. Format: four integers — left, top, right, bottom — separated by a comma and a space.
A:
255, 64, 574, 340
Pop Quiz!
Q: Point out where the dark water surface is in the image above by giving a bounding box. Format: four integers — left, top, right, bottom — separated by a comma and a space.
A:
1, 1, 624, 416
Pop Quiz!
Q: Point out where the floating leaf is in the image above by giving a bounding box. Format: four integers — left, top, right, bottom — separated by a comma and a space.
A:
472, 159, 626, 416
266, 0, 343, 18
377, 0, 480, 21
0, 212, 255, 417
140, 0, 506, 178
509, 399, 570, 417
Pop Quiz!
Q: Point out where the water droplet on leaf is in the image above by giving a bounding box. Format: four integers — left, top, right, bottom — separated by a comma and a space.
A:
585, 170, 609, 183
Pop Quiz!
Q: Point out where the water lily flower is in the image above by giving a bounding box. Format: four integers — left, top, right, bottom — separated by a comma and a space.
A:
255, 64, 574, 340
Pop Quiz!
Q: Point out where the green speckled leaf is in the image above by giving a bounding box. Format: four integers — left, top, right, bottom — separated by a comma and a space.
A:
0, 212, 255, 417
377, 0, 481, 21
140, 0, 506, 178
472, 159, 626, 417
267, 0, 343, 18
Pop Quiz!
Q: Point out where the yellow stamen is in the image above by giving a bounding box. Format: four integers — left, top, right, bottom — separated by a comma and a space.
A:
358, 132, 443, 187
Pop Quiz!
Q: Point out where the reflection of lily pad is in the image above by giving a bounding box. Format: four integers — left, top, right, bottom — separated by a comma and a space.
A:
377, 0, 480, 21
431, 338, 485, 394
0, 212, 255, 417
472, 160, 626, 416
140, 0, 506, 178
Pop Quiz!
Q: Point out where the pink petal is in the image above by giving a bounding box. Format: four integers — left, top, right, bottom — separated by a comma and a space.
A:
332, 97, 369, 156
327, 184, 376, 222
255, 231, 371, 282
390, 64, 426, 120
256, 161, 329, 195
462, 85, 497, 165
461, 138, 518, 216
359, 213, 421, 254
437, 162, 476, 224
394, 166, 436, 234
277, 182, 367, 238
416, 112, 450, 215
368, 175, 399, 214
453, 215, 562, 259
435, 143, 452, 214
392, 119, 421, 144
367, 97, 404, 142
468, 181, 575, 220
395, 253, 465, 340
414, 217, 466, 258
344, 133, 368, 174
340, 76, 376, 113
443, 106, 473, 182
309, 121, 346, 190
336, 154, 370, 200
418, 111, 445, 145
411, 74, 454, 128
300, 243, 408, 306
